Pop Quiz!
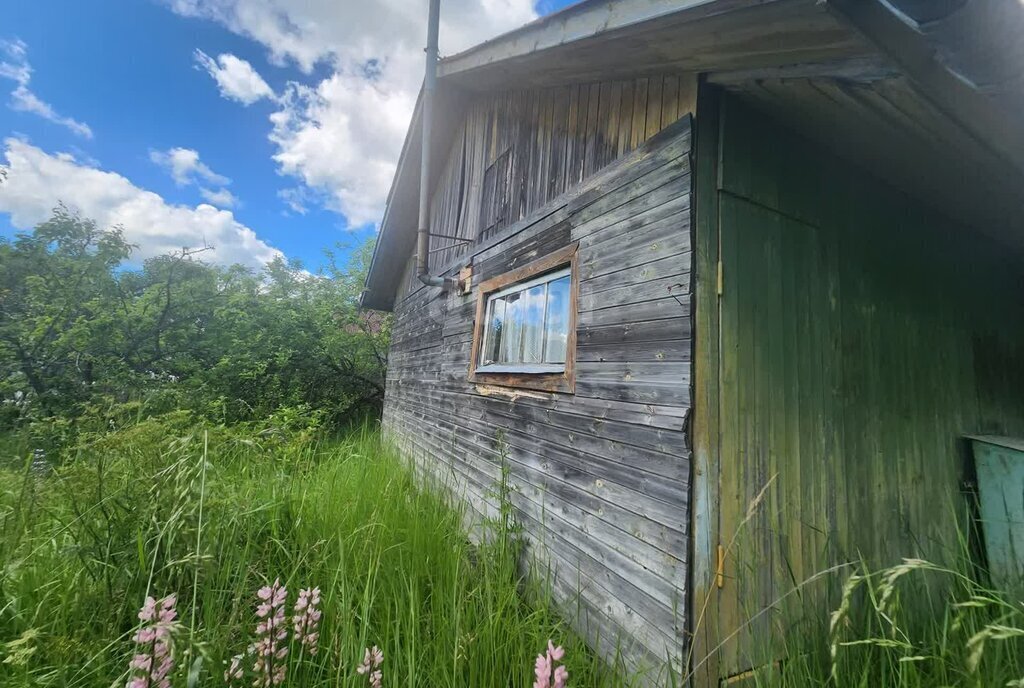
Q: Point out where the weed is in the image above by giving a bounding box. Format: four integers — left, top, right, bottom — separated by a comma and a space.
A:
0, 419, 617, 687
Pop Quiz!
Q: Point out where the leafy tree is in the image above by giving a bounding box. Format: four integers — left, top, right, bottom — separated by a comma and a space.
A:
0, 208, 389, 433
0, 207, 131, 416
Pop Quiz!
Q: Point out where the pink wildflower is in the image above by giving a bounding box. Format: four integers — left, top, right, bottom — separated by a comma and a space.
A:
356, 645, 384, 688
292, 587, 322, 656
224, 654, 244, 683
533, 641, 568, 688
248, 578, 289, 687
126, 594, 179, 688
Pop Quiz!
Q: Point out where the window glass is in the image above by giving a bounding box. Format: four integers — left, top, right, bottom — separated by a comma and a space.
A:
499, 291, 522, 363
520, 283, 547, 363
483, 297, 505, 365
543, 275, 570, 364
478, 267, 571, 371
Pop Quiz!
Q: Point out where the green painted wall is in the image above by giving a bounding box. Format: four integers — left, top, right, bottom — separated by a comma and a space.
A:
711, 93, 1024, 675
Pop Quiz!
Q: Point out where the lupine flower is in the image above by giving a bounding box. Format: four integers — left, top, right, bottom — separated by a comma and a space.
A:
292, 587, 322, 655
126, 594, 179, 688
356, 645, 384, 688
533, 640, 568, 688
224, 654, 244, 684
248, 579, 289, 687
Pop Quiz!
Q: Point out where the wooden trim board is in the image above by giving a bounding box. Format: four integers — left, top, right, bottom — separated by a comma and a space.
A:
468, 243, 579, 394
688, 79, 723, 687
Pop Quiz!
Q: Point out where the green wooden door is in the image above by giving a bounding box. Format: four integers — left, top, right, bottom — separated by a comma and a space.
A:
702, 92, 1024, 684
716, 193, 843, 678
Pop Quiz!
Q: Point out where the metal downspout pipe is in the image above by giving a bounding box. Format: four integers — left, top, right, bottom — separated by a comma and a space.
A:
416, 0, 449, 288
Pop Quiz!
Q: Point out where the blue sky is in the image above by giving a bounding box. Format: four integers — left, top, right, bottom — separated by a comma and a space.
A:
0, 0, 576, 272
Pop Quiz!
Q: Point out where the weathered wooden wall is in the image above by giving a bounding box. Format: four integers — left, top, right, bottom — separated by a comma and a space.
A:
420, 75, 697, 276
705, 92, 1024, 678
384, 109, 695, 680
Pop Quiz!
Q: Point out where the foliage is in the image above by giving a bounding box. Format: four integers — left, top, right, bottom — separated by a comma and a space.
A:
715, 554, 1024, 688
817, 556, 1024, 688
0, 420, 620, 687
0, 208, 389, 435
686, 500, 1024, 688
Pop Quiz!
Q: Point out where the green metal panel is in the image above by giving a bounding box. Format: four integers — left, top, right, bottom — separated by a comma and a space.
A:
709, 93, 1024, 679
970, 436, 1024, 591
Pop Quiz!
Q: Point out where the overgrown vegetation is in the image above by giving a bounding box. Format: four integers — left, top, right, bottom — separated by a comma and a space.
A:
0, 207, 389, 436
0, 209, 616, 687
684, 498, 1024, 688
0, 419, 620, 687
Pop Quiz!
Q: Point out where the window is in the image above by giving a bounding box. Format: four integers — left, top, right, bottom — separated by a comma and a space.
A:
469, 244, 577, 393
479, 267, 570, 373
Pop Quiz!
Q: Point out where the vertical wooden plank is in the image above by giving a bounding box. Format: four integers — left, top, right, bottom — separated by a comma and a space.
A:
662, 75, 680, 127
456, 121, 473, 240
790, 211, 822, 608
617, 79, 634, 158
764, 210, 782, 626
565, 84, 580, 190
514, 89, 532, 222
679, 73, 699, 118
505, 90, 522, 226
549, 85, 571, 202
645, 75, 664, 139
690, 81, 721, 688
539, 87, 555, 206
528, 88, 544, 214
835, 165, 864, 566
487, 94, 498, 162
497, 91, 515, 234
602, 81, 622, 168
717, 191, 741, 678
467, 102, 485, 239
821, 157, 846, 571
748, 199, 778, 667
583, 82, 601, 179
574, 82, 590, 187
775, 214, 805, 623
631, 77, 649, 151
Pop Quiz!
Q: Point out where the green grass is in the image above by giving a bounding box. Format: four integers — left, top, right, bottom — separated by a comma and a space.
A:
0, 418, 620, 687
2, 416, 1021, 687
685, 506, 1024, 688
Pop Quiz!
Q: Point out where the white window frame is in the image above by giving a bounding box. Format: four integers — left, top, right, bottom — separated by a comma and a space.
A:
476, 266, 571, 375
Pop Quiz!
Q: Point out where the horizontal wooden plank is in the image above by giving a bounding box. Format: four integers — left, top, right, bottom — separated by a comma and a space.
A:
578, 315, 692, 346
577, 338, 691, 365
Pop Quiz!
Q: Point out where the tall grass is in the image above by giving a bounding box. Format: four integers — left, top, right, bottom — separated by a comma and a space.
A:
0, 418, 618, 687
3, 417, 1022, 688
685, 483, 1024, 688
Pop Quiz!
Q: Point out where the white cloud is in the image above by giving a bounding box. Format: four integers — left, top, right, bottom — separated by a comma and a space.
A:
168, 0, 536, 227
150, 146, 230, 187
0, 138, 281, 268
269, 72, 415, 226
193, 49, 274, 105
278, 186, 310, 215
199, 186, 239, 208
0, 38, 93, 139
150, 147, 237, 209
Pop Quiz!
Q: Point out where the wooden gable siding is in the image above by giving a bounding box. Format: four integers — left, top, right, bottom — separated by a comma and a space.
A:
701, 93, 1024, 678
384, 118, 694, 680
420, 74, 697, 279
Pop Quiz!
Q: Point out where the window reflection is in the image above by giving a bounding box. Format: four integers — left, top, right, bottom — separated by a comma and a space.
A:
479, 267, 571, 369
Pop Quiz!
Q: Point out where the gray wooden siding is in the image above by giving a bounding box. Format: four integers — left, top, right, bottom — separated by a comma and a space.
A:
420, 75, 697, 279
384, 115, 694, 680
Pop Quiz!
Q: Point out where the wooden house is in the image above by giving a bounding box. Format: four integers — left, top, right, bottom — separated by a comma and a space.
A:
360, 0, 1024, 683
